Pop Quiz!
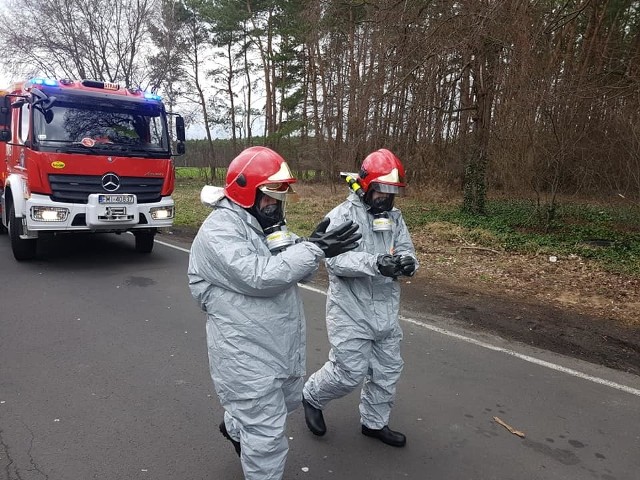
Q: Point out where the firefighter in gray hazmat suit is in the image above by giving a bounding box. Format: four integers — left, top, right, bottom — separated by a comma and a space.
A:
188, 146, 361, 480
302, 149, 418, 448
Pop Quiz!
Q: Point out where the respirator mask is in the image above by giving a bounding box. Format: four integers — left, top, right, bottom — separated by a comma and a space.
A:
365, 190, 395, 232
251, 187, 295, 253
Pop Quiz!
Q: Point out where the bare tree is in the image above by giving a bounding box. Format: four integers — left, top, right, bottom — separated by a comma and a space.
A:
10, 0, 635, 204
0, 0, 154, 86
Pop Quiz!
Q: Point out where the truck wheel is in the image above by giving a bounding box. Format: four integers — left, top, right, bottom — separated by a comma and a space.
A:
134, 231, 155, 253
8, 205, 37, 260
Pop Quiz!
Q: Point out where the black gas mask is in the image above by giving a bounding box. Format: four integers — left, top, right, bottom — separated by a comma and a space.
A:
364, 190, 395, 215
249, 189, 285, 231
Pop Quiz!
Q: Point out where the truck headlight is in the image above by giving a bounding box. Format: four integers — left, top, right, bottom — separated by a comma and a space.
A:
31, 206, 69, 222
150, 206, 174, 220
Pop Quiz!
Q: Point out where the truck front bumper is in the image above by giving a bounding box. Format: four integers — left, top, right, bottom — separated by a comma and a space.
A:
23, 193, 174, 235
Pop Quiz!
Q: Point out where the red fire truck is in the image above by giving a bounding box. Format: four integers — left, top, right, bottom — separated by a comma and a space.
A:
0, 78, 185, 260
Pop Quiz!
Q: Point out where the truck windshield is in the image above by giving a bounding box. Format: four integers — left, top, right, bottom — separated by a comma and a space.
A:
32, 94, 169, 156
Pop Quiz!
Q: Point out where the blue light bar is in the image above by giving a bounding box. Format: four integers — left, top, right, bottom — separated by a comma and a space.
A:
30, 78, 59, 86
144, 92, 162, 101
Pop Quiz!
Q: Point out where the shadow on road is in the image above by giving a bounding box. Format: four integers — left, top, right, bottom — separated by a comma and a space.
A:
21, 232, 165, 270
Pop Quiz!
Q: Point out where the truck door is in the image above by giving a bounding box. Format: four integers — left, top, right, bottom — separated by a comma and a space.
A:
7, 101, 29, 172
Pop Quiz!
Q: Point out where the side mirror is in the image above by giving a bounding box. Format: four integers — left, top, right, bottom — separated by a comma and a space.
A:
175, 116, 185, 142
176, 141, 185, 155
42, 95, 57, 110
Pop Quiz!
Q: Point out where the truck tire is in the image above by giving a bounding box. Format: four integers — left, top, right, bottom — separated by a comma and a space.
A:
8, 205, 37, 260
0, 200, 7, 234
134, 231, 155, 253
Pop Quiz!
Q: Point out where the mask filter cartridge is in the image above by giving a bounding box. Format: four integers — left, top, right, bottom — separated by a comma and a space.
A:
372, 212, 392, 232
265, 225, 294, 253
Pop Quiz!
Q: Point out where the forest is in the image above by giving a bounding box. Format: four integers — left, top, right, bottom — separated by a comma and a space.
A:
1, 0, 639, 214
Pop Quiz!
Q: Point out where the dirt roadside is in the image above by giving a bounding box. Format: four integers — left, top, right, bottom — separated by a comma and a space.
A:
400, 272, 640, 377
164, 228, 640, 377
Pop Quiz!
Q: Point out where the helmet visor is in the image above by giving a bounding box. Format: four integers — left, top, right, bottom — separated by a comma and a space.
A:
370, 182, 406, 196
259, 182, 296, 201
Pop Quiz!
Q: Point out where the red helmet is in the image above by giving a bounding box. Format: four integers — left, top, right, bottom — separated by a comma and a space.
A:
224, 146, 297, 208
357, 149, 406, 195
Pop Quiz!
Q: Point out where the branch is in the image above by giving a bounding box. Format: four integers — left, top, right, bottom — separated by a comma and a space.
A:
457, 246, 501, 254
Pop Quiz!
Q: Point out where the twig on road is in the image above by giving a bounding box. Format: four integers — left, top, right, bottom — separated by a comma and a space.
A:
493, 416, 526, 438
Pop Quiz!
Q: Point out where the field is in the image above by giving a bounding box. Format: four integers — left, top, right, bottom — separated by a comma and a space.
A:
175, 167, 640, 275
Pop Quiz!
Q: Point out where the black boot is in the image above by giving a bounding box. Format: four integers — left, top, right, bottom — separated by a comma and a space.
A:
361, 425, 406, 447
219, 421, 241, 457
302, 398, 326, 436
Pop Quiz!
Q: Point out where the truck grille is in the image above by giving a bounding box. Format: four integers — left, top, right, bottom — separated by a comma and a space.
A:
48, 174, 164, 204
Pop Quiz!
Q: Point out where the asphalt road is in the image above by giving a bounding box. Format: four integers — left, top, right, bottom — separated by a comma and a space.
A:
1, 232, 639, 480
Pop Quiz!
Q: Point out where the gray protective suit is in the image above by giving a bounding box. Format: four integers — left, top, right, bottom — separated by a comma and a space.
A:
188, 197, 324, 480
303, 192, 418, 429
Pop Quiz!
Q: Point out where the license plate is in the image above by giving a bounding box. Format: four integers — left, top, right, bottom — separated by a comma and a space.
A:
98, 194, 135, 204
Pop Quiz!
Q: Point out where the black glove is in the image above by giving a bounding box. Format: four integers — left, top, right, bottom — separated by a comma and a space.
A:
308, 218, 362, 258
394, 255, 416, 276
377, 254, 402, 277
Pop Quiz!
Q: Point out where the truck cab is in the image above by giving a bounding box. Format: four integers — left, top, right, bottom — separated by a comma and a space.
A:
0, 78, 185, 260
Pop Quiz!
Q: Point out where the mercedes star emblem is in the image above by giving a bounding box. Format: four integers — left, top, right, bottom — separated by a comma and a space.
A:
102, 173, 121, 192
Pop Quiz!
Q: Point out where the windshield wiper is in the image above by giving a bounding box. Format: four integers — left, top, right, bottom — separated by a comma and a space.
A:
57, 142, 161, 157
122, 146, 163, 157
59, 142, 97, 153
59, 142, 126, 153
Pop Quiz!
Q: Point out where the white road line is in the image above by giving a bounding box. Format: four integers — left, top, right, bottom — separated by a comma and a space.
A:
399, 315, 640, 397
161, 240, 640, 398
156, 239, 191, 253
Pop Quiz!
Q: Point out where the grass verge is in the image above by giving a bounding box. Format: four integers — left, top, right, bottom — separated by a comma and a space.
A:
174, 173, 640, 277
